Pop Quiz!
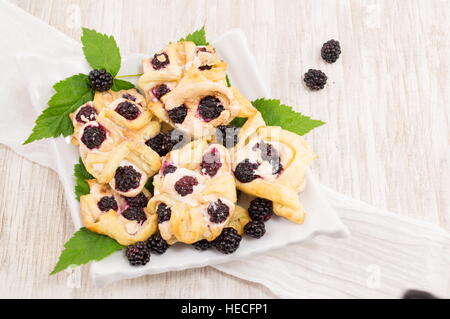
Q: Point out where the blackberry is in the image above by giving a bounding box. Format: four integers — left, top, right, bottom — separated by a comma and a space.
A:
193, 239, 212, 251
156, 203, 171, 223
122, 93, 136, 101
402, 290, 438, 299
174, 176, 198, 196
147, 233, 169, 254
81, 125, 106, 149
75, 105, 97, 123
146, 130, 185, 157
162, 164, 177, 175
114, 165, 141, 192
198, 65, 212, 71
244, 220, 266, 239
122, 207, 147, 223
216, 125, 239, 148
321, 39, 341, 63
253, 141, 282, 174
248, 198, 273, 222
304, 69, 327, 90
88, 69, 113, 92
234, 159, 259, 183
207, 199, 230, 224
200, 148, 222, 177
168, 104, 188, 124
198, 96, 224, 121
97, 196, 118, 212
115, 101, 140, 120
151, 84, 171, 100
151, 52, 170, 70
125, 192, 148, 208
125, 241, 150, 266
213, 227, 241, 254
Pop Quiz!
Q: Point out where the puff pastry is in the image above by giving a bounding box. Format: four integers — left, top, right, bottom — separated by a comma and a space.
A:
80, 180, 157, 245
138, 41, 257, 140
147, 139, 238, 244
232, 113, 317, 223
70, 90, 162, 197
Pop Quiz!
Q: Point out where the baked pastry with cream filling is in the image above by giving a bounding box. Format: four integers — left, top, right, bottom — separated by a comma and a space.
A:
231, 113, 317, 223
80, 180, 157, 245
147, 139, 237, 244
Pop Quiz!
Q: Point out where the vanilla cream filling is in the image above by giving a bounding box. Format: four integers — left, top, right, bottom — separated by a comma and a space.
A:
234, 138, 293, 181
162, 167, 205, 206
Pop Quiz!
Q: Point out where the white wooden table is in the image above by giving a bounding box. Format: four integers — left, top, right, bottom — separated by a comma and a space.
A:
1, 0, 448, 298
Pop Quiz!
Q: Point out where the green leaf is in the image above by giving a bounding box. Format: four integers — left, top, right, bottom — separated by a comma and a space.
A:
145, 176, 154, 194
81, 28, 121, 76
230, 117, 248, 128
252, 98, 325, 136
50, 228, 124, 275
74, 158, 93, 201
24, 74, 93, 144
111, 79, 135, 91
179, 26, 209, 45
226, 74, 231, 87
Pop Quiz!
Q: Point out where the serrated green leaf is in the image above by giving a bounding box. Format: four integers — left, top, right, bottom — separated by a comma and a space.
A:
252, 98, 325, 136
24, 74, 93, 144
179, 26, 209, 45
81, 28, 121, 76
229, 117, 247, 128
74, 158, 93, 201
50, 228, 124, 275
111, 79, 135, 91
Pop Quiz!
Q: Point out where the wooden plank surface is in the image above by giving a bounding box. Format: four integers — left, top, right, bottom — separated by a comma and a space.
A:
1, 0, 448, 298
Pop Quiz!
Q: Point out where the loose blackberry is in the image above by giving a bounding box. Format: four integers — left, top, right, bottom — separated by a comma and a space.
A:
151, 52, 170, 70
88, 69, 113, 92
122, 93, 136, 101
321, 39, 341, 63
146, 130, 185, 157
81, 125, 106, 149
304, 69, 327, 90
213, 227, 242, 254
147, 233, 169, 254
122, 207, 147, 223
75, 105, 97, 123
174, 176, 198, 196
115, 101, 140, 120
402, 290, 438, 299
156, 203, 171, 223
193, 239, 212, 251
151, 84, 171, 100
207, 199, 230, 224
248, 198, 273, 222
198, 96, 224, 121
124, 192, 148, 208
200, 148, 222, 177
253, 141, 282, 174
216, 125, 239, 148
114, 165, 141, 192
244, 220, 266, 239
125, 241, 150, 266
198, 65, 212, 71
97, 196, 118, 212
168, 104, 188, 124
162, 164, 177, 176
234, 159, 259, 183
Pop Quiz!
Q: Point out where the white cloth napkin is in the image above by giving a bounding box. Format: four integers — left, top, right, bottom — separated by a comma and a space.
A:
1, 0, 449, 298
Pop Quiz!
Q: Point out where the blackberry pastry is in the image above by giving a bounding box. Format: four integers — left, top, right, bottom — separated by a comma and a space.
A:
80, 180, 157, 246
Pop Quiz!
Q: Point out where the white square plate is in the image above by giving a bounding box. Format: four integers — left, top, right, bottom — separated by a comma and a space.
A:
17, 29, 349, 286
